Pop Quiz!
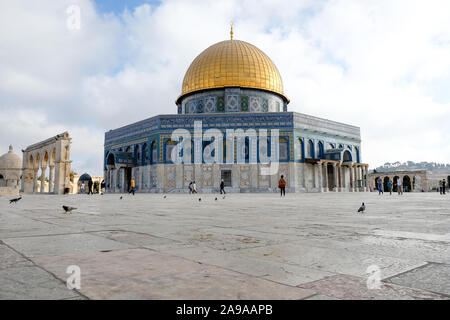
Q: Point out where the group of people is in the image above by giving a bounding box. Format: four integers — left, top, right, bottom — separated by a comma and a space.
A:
80, 179, 106, 195
376, 177, 404, 195
439, 179, 447, 195
188, 181, 198, 194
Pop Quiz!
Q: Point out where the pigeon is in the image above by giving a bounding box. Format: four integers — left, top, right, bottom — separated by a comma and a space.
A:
63, 205, 77, 214
9, 196, 22, 204
198, 198, 202, 202
120, 196, 123, 200
215, 197, 218, 201
222, 196, 226, 199
163, 195, 167, 199
357, 202, 366, 213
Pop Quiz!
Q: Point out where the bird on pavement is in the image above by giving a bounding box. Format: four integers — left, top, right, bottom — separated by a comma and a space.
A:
9, 196, 22, 204
62, 205, 77, 214
198, 198, 202, 202
215, 197, 218, 201
357, 202, 366, 213
222, 196, 226, 199
120, 196, 123, 200
163, 195, 167, 199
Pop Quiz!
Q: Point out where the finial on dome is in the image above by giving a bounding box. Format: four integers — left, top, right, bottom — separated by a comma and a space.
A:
230, 21, 234, 40
8, 145, 13, 153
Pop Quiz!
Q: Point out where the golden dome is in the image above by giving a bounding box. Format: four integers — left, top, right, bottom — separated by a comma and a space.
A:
176, 40, 288, 104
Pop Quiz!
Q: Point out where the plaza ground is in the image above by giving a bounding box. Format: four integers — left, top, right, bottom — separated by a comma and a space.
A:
0, 192, 449, 300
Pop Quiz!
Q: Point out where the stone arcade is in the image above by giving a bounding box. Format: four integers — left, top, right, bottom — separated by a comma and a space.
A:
104, 35, 369, 194
21, 132, 72, 195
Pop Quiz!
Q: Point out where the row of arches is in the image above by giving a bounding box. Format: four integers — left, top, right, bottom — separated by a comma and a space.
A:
107, 137, 361, 167
375, 175, 414, 192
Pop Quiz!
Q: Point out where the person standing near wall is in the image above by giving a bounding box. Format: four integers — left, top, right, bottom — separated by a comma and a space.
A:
442, 179, 446, 195
100, 180, 106, 195
88, 179, 93, 195
387, 179, 393, 195
397, 177, 403, 195
220, 179, 226, 194
130, 177, 136, 195
279, 175, 286, 197
439, 180, 443, 194
376, 177, 383, 195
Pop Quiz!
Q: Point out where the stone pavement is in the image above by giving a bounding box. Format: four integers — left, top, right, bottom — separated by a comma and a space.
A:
0, 192, 449, 300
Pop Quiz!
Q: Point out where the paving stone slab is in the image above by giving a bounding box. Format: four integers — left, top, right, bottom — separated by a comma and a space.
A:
0, 266, 82, 300
298, 274, 448, 300
384, 263, 450, 296
32, 248, 315, 300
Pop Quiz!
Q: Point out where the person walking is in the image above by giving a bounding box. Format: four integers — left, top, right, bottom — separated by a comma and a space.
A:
129, 177, 136, 195
88, 179, 93, 195
439, 180, 443, 194
188, 181, 193, 194
100, 180, 106, 195
376, 177, 383, 195
397, 177, 403, 195
192, 181, 198, 194
80, 182, 85, 194
387, 179, 393, 195
278, 175, 286, 197
220, 179, 226, 194
443, 179, 446, 195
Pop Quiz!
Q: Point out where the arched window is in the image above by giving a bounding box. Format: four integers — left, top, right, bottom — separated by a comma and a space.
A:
107, 153, 115, 166
165, 140, 177, 163
0, 174, 4, 187
354, 146, 360, 163
343, 150, 352, 162
279, 137, 288, 161
318, 141, 324, 159
142, 144, 148, 165
136, 145, 141, 165
151, 142, 157, 164
308, 140, 315, 158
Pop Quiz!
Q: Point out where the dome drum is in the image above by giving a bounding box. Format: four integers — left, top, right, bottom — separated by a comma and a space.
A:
178, 87, 287, 114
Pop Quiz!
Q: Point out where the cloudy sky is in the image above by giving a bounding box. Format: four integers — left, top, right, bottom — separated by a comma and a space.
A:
1, 0, 450, 175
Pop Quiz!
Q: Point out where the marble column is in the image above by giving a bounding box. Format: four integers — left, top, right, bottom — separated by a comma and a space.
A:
323, 163, 329, 192
49, 166, 55, 193
119, 168, 125, 193
350, 166, 355, 192
40, 167, 47, 193
318, 163, 323, 192
33, 169, 38, 193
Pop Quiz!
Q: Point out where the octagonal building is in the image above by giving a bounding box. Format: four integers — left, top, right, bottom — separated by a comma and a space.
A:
104, 35, 369, 193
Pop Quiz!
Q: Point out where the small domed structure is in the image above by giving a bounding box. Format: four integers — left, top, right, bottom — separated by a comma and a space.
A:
0, 145, 23, 189
79, 173, 92, 181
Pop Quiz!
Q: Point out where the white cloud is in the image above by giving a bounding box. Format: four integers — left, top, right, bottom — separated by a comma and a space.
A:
1, 0, 450, 176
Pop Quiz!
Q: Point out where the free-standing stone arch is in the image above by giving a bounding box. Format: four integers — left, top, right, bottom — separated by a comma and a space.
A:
21, 132, 72, 195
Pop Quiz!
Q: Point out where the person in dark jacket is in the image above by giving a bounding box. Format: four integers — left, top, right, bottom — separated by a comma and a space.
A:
220, 179, 226, 194
88, 179, 93, 195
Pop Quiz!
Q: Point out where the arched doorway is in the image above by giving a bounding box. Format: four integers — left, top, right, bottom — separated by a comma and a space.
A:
327, 164, 334, 191
374, 176, 380, 191
403, 175, 411, 192
383, 177, 390, 192
393, 176, 399, 192
0, 174, 4, 187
